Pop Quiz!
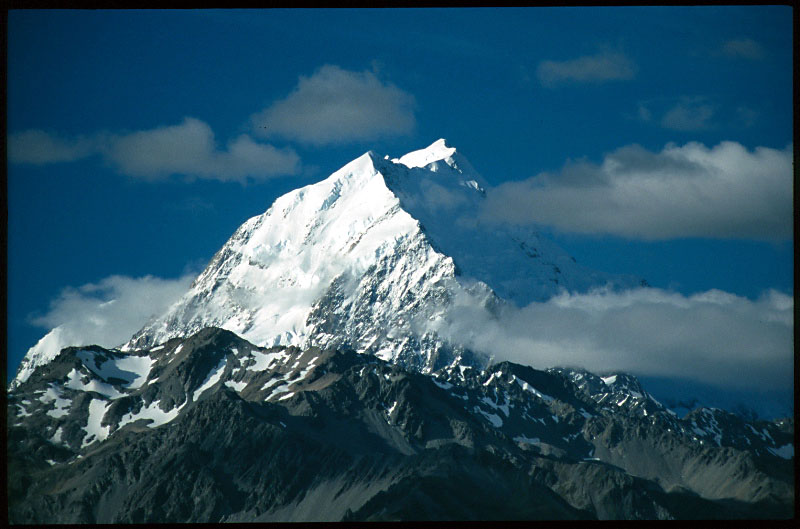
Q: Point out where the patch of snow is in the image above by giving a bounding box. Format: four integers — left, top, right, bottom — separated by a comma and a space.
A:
50, 426, 64, 445
601, 375, 617, 385
224, 380, 248, 392
483, 371, 503, 387
278, 391, 295, 401
39, 385, 73, 417
514, 377, 555, 403
514, 435, 541, 445
76, 350, 154, 389
81, 399, 112, 447
432, 379, 453, 390
119, 400, 184, 429
248, 350, 283, 372
473, 406, 503, 427
267, 384, 290, 400
767, 444, 794, 459
482, 396, 510, 417
262, 378, 282, 391
65, 368, 125, 399
192, 357, 227, 401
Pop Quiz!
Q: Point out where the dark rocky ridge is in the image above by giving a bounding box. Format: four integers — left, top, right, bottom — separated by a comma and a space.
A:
7, 327, 795, 522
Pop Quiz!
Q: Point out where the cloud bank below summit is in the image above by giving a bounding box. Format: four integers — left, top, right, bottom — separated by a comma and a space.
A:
482, 140, 792, 241
32, 269, 793, 399
426, 286, 793, 394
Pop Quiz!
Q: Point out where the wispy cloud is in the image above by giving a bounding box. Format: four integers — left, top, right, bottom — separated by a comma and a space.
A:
30, 273, 195, 350
721, 38, 766, 60
8, 129, 101, 164
426, 286, 793, 393
660, 97, 715, 131
9, 118, 300, 183
251, 65, 417, 145
482, 141, 792, 241
536, 50, 635, 87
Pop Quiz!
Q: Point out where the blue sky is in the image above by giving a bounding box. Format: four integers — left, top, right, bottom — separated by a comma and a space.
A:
6, 8, 793, 407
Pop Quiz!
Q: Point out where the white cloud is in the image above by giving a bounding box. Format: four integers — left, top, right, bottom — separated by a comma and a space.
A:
482, 141, 792, 240
8, 129, 101, 164
660, 97, 715, 130
721, 38, 765, 60
30, 274, 195, 350
537, 51, 635, 87
106, 118, 300, 182
426, 287, 793, 393
9, 118, 300, 183
251, 64, 416, 145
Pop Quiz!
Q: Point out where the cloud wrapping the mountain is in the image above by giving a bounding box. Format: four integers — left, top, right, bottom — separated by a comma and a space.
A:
251, 65, 417, 145
9, 118, 300, 182
537, 51, 635, 87
427, 286, 793, 393
30, 274, 195, 349
482, 141, 791, 240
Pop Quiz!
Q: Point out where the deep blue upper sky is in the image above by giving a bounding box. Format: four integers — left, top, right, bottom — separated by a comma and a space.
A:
6, 7, 793, 381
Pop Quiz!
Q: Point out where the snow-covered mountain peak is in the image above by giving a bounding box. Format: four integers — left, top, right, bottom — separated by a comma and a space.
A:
13, 140, 640, 387
395, 138, 455, 168
393, 138, 487, 191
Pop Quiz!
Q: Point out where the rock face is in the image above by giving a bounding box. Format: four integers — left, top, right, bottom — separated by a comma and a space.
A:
8, 328, 794, 522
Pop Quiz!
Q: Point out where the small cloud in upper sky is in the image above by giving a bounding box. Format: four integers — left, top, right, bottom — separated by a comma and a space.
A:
735, 105, 760, 128
720, 38, 766, 60
636, 102, 652, 122
481, 140, 792, 241
251, 64, 417, 145
536, 50, 635, 88
9, 118, 300, 183
660, 97, 715, 131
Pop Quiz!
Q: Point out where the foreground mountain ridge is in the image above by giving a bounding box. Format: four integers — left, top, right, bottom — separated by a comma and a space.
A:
8, 327, 794, 521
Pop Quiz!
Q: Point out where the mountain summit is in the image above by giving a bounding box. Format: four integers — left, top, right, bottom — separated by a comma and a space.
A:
13, 140, 637, 388
119, 140, 635, 369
